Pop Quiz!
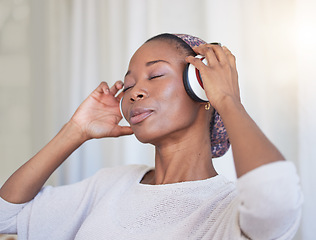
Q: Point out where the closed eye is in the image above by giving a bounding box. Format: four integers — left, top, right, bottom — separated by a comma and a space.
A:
149, 74, 164, 80
123, 75, 164, 92
123, 85, 134, 92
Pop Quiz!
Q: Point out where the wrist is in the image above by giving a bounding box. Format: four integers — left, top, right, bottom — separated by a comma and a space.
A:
215, 96, 244, 117
62, 120, 89, 145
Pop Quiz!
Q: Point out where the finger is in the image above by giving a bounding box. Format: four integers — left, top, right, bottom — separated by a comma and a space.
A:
201, 44, 229, 66
96, 82, 110, 94
222, 46, 240, 98
116, 90, 125, 100
210, 44, 229, 65
112, 126, 134, 137
204, 46, 221, 66
193, 44, 218, 65
222, 46, 236, 68
110, 81, 124, 96
185, 56, 208, 71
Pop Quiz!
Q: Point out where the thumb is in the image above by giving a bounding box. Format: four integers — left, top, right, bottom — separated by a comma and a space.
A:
111, 126, 134, 137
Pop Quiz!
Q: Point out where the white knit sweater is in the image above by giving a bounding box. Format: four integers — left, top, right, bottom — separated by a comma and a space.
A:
0, 161, 302, 240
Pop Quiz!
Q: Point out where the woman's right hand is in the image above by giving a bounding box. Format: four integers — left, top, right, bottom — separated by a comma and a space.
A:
0, 81, 133, 204
70, 81, 133, 141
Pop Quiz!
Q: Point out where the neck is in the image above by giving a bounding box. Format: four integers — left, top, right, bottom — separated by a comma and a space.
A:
148, 132, 217, 185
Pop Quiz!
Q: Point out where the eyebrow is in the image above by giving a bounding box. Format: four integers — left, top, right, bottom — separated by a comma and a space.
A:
146, 59, 170, 66
125, 59, 170, 77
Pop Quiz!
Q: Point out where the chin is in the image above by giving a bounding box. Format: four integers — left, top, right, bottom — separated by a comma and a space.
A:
134, 135, 151, 144
133, 130, 158, 144
131, 113, 193, 145
132, 126, 167, 145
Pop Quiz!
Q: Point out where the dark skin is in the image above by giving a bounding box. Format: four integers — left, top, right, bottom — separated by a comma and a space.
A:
122, 40, 217, 184
0, 39, 284, 203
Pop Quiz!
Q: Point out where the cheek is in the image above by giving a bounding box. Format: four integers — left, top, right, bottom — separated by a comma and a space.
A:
131, 76, 201, 143
152, 80, 199, 129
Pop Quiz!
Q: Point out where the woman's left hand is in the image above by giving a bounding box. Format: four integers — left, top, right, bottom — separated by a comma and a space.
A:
186, 44, 240, 113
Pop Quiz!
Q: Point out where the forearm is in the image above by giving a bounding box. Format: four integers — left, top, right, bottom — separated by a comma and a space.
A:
218, 97, 285, 178
0, 121, 86, 204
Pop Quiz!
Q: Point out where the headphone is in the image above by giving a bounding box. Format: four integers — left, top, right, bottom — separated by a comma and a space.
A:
183, 55, 208, 102
119, 97, 126, 121
120, 55, 209, 121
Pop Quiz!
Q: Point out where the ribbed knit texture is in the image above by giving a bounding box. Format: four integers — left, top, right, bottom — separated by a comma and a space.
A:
0, 161, 302, 240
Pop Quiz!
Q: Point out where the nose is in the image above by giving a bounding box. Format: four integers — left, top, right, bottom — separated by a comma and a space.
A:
130, 88, 148, 102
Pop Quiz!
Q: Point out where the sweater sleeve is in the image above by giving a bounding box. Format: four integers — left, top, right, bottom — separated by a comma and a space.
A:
0, 168, 113, 239
0, 197, 26, 234
237, 161, 303, 240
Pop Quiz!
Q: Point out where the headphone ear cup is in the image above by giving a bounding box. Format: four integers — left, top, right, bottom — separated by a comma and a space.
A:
119, 98, 127, 121
183, 64, 203, 102
183, 55, 208, 102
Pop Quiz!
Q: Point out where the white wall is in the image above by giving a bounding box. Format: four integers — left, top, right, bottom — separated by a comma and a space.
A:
0, 0, 32, 185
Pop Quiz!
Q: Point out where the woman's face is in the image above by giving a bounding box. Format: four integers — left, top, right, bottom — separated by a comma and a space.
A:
122, 40, 203, 144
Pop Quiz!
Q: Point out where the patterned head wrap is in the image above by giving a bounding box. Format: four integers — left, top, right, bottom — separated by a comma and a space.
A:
173, 34, 230, 158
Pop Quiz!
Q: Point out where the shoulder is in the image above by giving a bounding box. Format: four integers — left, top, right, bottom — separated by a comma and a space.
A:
35, 164, 151, 202
93, 164, 152, 182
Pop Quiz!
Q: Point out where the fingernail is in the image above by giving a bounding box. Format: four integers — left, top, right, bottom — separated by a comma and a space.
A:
185, 56, 193, 61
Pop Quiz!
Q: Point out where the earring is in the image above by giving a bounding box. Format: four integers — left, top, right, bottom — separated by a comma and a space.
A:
205, 102, 211, 110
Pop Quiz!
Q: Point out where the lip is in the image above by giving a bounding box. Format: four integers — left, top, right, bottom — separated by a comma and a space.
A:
129, 107, 154, 125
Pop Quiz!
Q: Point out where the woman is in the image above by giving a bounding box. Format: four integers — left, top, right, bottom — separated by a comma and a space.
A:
0, 33, 302, 239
